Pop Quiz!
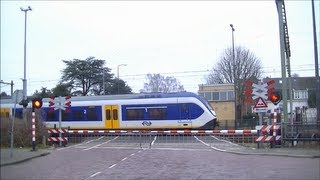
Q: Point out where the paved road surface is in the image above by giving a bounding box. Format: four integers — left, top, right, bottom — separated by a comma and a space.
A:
1, 135, 319, 180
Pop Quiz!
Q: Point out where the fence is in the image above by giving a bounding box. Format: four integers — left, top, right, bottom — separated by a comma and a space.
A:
282, 122, 320, 142
53, 129, 258, 149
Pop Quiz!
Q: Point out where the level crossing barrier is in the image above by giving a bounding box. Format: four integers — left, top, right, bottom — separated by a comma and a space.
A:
47, 129, 68, 146
255, 124, 282, 148
62, 129, 259, 145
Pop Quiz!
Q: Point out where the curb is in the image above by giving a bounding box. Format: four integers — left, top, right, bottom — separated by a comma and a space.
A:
225, 150, 320, 158
0, 152, 50, 167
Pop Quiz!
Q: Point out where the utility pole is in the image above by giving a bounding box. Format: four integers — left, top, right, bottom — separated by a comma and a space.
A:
230, 24, 237, 129
311, 0, 319, 122
275, 0, 288, 123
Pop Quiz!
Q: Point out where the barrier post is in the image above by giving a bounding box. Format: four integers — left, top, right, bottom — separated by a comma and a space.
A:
271, 109, 277, 148
31, 111, 36, 151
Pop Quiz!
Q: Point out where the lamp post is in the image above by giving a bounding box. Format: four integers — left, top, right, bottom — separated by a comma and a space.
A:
102, 68, 105, 95
20, 6, 32, 102
230, 24, 237, 129
117, 64, 127, 94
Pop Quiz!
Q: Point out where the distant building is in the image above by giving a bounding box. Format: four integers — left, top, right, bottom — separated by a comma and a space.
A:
263, 76, 317, 122
198, 84, 235, 129
198, 76, 317, 127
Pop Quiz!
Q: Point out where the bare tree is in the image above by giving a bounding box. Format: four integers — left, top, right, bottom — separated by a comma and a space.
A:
140, 73, 184, 93
206, 46, 263, 121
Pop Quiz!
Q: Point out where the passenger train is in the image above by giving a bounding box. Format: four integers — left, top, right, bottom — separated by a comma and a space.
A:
0, 92, 218, 130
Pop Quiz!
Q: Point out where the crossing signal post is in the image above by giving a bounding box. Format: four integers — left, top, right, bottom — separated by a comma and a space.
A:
31, 98, 42, 151
48, 96, 72, 147
269, 91, 282, 105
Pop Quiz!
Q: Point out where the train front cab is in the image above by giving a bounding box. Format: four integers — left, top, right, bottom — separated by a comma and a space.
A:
105, 105, 119, 129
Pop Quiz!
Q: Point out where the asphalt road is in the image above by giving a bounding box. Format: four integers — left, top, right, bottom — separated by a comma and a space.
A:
1, 135, 319, 180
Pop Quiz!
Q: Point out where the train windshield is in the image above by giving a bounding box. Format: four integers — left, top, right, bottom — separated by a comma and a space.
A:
197, 95, 216, 116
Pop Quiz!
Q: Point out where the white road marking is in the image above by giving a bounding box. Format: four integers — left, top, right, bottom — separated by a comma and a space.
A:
83, 136, 119, 151
210, 135, 239, 146
108, 164, 117, 169
57, 136, 105, 151
194, 136, 226, 152
152, 147, 212, 151
89, 171, 101, 178
151, 136, 157, 146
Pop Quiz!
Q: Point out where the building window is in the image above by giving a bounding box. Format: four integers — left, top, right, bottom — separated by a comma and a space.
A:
220, 91, 227, 101
294, 90, 308, 99
204, 92, 212, 101
213, 92, 219, 101
199, 90, 235, 101
228, 91, 235, 100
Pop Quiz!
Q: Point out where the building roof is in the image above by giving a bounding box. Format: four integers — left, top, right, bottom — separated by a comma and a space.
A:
262, 76, 317, 91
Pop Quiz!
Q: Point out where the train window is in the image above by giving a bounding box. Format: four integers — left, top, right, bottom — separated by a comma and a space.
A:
16, 111, 23, 119
73, 110, 83, 121
106, 110, 111, 120
113, 109, 118, 120
47, 112, 56, 121
181, 104, 188, 111
126, 109, 144, 120
148, 108, 166, 120
62, 111, 70, 121
87, 108, 97, 121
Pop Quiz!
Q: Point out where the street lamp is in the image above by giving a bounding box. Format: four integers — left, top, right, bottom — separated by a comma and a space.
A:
230, 24, 237, 129
20, 6, 32, 102
117, 64, 127, 94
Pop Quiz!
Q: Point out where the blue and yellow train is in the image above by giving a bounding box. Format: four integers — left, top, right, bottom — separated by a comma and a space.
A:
0, 92, 218, 130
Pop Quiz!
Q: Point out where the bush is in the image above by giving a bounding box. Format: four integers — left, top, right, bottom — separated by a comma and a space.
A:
0, 109, 47, 148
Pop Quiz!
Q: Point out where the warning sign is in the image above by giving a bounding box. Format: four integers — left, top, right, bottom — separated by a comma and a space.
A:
253, 97, 268, 108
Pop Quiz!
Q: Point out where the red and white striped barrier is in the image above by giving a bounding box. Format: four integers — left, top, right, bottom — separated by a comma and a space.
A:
66, 129, 258, 135
48, 129, 68, 134
47, 128, 69, 144
255, 109, 282, 144
48, 137, 68, 142
256, 125, 281, 135
255, 135, 281, 143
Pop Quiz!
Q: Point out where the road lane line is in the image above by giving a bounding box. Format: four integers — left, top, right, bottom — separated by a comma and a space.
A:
121, 157, 128, 161
86, 171, 101, 179
83, 136, 119, 151
210, 135, 239, 146
194, 136, 226, 152
151, 136, 157, 146
85, 136, 104, 144
57, 136, 106, 151
108, 164, 117, 169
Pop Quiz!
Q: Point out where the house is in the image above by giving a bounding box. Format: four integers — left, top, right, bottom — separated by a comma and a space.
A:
198, 76, 317, 127
262, 76, 317, 122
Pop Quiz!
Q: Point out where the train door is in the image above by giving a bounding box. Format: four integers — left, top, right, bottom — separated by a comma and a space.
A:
105, 105, 119, 129
179, 103, 192, 127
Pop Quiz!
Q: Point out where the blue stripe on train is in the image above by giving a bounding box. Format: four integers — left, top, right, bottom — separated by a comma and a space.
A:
121, 103, 204, 121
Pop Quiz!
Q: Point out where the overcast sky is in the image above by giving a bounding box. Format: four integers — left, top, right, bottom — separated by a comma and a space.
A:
1, 1, 319, 95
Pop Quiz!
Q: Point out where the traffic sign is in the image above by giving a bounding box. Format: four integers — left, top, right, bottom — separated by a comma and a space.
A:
244, 80, 275, 103
253, 97, 268, 109
48, 96, 71, 112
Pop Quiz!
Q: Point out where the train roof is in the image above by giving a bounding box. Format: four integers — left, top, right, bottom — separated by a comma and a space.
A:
0, 91, 202, 104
